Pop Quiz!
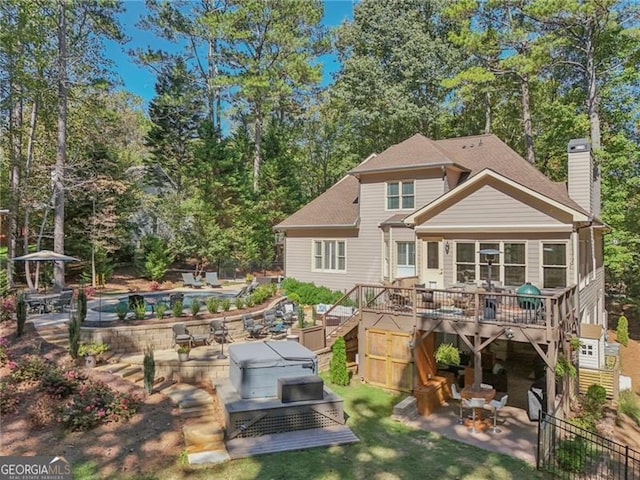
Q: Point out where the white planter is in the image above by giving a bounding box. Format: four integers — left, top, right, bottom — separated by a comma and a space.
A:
178, 352, 190, 362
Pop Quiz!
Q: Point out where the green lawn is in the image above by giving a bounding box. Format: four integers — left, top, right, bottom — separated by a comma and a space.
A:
74, 377, 547, 480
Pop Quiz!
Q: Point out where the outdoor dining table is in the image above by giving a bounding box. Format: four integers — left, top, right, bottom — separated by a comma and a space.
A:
461, 385, 496, 431
27, 293, 62, 314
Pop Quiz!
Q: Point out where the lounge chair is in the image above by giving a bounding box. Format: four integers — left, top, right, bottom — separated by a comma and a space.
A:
50, 289, 74, 313
181, 272, 203, 288
205, 272, 222, 288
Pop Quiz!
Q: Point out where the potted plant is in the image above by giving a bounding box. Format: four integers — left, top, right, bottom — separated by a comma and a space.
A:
435, 343, 460, 367
78, 342, 109, 368
177, 345, 190, 362
291, 305, 325, 351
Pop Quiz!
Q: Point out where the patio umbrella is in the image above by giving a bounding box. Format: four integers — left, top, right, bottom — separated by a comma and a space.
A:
12, 250, 80, 292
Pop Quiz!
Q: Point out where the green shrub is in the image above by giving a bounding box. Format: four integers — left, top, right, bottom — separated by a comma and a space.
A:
10, 354, 49, 382
58, 379, 139, 431
133, 302, 146, 320
329, 337, 349, 386
618, 389, 640, 426
206, 297, 219, 314
172, 300, 183, 318
585, 384, 607, 410
78, 342, 109, 357
0, 381, 19, 414
281, 278, 343, 305
115, 302, 128, 321
16, 292, 27, 337
155, 302, 167, 319
143, 345, 155, 395
190, 298, 201, 317
77, 289, 87, 323
435, 343, 460, 366
556, 436, 591, 473
137, 236, 173, 281
616, 314, 629, 347
68, 315, 80, 359
221, 298, 231, 311
0, 270, 9, 297
555, 354, 576, 378
0, 337, 10, 365
40, 368, 85, 399
235, 297, 245, 310
245, 296, 255, 308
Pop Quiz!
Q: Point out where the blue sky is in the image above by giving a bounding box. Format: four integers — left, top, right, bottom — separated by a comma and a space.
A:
106, 1, 355, 105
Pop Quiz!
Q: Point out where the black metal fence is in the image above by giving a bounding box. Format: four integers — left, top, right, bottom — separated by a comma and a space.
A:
538, 412, 640, 479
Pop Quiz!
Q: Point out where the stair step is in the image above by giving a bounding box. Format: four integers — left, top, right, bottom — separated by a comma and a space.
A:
180, 405, 215, 419
183, 422, 225, 448
186, 442, 226, 454
95, 363, 130, 374
118, 366, 142, 378
129, 372, 145, 383
179, 397, 214, 410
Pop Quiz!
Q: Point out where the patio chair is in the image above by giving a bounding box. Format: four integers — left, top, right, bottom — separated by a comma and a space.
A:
450, 383, 466, 425
50, 289, 74, 313
486, 394, 508, 433
468, 397, 486, 434
205, 272, 222, 288
169, 293, 184, 307
242, 314, 264, 338
172, 323, 193, 348
181, 272, 203, 288
209, 319, 232, 344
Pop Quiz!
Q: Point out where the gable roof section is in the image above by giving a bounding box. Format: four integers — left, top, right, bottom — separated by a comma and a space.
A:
274, 175, 359, 229
404, 168, 590, 225
350, 133, 457, 174
433, 134, 587, 215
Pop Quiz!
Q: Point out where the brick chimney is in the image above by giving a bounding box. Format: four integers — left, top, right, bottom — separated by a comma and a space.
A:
567, 139, 600, 217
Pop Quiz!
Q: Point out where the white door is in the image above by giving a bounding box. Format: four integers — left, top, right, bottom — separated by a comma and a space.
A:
422, 239, 443, 288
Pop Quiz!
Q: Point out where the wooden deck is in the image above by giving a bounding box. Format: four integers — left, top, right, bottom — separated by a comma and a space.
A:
225, 425, 359, 459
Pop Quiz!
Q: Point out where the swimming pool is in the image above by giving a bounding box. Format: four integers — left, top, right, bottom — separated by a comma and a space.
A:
91, 291, 238, 313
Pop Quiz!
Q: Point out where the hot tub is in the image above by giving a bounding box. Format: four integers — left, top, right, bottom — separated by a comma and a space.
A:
229, 341, 318, 399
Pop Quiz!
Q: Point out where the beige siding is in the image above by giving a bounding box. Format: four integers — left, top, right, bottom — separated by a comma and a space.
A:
284, 228, 365, 292
568, 149, 592, 214
577, 227, 606, 327
426, 183, 570, 227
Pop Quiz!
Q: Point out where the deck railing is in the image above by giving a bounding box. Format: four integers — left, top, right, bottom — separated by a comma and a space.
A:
321, 283, 577, 342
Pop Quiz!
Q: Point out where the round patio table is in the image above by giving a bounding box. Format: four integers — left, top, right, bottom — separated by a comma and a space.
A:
461, 385, 496, 431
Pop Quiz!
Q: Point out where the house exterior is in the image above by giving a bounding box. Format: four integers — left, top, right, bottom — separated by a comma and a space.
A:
276, 133, 605, 329
276, 134, 607, 413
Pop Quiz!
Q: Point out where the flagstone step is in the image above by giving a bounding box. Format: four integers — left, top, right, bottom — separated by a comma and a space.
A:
179, 404, 216, 419
117, 366, 142, 378
95, 363, 131, 374
183, 422, 225, 449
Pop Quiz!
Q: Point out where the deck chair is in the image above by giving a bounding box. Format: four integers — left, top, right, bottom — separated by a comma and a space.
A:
172, 323, 193, 348
181, 272, 203, 288
205, 272, 222, 288
242, 314, 264, 338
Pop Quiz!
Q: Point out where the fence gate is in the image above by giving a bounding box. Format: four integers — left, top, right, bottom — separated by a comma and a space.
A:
364, 328, 413, 392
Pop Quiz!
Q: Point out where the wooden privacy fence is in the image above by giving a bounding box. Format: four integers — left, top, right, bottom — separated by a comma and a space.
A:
578, 367, 619, 400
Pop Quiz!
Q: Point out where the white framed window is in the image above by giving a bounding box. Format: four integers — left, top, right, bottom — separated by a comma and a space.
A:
455, 241, 527, 286
313, 240, 346, 272
542, 243, 567, 288
396, 241, 416, 277
387, 181, 414, 210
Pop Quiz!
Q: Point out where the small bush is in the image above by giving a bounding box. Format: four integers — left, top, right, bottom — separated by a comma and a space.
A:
115, 302, 129, 321
245, 296, 255, 308
10, 354, 49, 383
0, 337, 10, 365
616, 315, 629, 347
40, 368, 84, 399
133, 302, 146, 320
16, 292, 27, 336
191, 298, 201, 317
0, 381, 19, 414
58, 380, 139, 431
329, 337, 349, 386
155, 302, 167, 319
235, 297, 245, 310
556, 436, 590, 473
206, 297, 219, 314
77, 289, 87, 323
619, 389, 640, 426
0, 296, 15, 322
143, 345, 155, 395
68, 315, 80, 359
172, 300, 183, 318
221, 298, 231, 311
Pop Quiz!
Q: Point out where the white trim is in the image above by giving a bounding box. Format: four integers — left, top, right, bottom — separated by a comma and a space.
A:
540, 241, 569, 288
385, 180, 415, 211
404, 169, 589, 224
452, 240, 527, 287
311, 239, 347, 274
415, 224, 574, 233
